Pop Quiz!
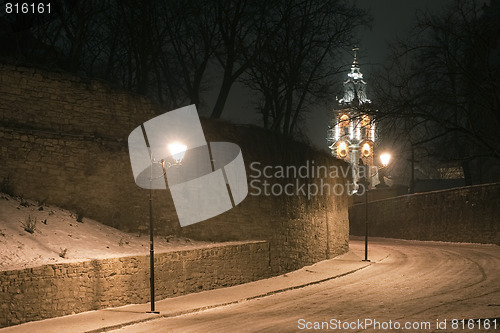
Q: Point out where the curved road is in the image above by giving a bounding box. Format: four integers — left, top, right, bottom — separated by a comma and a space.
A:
111, 238, 500, 332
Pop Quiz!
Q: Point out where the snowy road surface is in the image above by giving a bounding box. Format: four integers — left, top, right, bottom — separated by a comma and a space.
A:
110, 238, 500, 333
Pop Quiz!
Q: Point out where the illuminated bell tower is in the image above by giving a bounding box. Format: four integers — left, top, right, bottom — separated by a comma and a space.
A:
327, 48, 377, 188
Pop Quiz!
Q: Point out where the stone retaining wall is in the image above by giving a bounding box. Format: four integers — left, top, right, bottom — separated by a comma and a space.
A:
0, 241, 270, 327
349, 183, 500, 244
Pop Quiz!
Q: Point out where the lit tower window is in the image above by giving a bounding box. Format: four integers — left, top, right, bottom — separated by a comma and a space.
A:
339, 114, 349, 136
361, 115, 370, 139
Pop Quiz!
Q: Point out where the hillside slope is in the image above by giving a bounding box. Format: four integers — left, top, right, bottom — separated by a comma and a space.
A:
0, 193, 217, 271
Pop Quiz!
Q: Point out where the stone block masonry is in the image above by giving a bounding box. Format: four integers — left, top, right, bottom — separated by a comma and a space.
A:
0, 63, 349, 276
0, 241, 270, 327
0, 65, 159, 139
349, 183, 500, 245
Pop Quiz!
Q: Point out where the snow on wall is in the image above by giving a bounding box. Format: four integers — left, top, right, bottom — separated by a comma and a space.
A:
349, 183, 500, 245
0, 241, 270, 328
0, 64, 350, 275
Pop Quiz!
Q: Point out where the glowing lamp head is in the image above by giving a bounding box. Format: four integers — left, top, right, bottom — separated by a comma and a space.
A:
168, 142, 187, 163
380, 153, 391, 167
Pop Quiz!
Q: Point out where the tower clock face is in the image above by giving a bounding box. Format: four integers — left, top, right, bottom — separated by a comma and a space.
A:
362, 142, 371, 157
337, 141, 348, 158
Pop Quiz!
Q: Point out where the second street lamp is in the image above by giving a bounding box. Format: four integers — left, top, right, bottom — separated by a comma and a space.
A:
362, 152, 391, 262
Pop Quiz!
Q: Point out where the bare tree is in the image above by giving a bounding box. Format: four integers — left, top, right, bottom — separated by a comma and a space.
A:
372, 0, 500, 183
154, 1, 219, 109
243, 0, 370, 137
209, 0, 281, 119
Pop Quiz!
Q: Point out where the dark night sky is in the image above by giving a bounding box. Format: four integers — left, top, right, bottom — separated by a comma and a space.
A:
212, 0, 487, 151
357, 0, 456, 68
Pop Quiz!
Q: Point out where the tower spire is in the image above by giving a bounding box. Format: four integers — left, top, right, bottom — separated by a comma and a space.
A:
352, 46, 359, 67
339, 46, 370, 105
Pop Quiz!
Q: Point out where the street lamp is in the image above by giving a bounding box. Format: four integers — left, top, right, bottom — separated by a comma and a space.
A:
361, 152, 391, 262
377, 153, 391, 188
168, 142, 187, 163
380, 153, 391, 168
147, 142, 187, 314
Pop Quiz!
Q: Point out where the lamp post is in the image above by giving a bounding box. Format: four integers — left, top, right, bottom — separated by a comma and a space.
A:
361, 152, 391, 262
360, 176, 370, 262
147, 143, 186, 314
407, 145, 420, 194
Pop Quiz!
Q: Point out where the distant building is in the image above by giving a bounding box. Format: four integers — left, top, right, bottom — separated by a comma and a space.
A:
327, 48, 378, 189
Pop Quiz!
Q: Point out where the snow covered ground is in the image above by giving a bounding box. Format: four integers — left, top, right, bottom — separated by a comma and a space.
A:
107, 239, 500, 333
0, 193, 219, 271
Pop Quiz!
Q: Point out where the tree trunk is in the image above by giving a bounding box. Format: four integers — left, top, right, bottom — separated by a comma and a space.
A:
210, 69, 233, 119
